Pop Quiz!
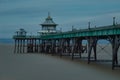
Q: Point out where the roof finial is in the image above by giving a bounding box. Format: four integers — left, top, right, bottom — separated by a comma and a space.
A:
48, 12, 50, 16
113, 17, 116, 26
88, 22, 90, 30
72, 25, 74, 31
48, 12, 50, 18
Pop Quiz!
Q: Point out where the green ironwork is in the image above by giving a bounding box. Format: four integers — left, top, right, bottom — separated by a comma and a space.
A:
41, 24, 120, 39
13, 24, 120, 39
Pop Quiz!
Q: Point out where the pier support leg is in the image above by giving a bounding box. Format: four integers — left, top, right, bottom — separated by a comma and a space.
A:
14, 39, 17, 53
20, 40, 22, 53
88, 37, 97, 64
51, 39, 56, 55
39, 39, 41, 53
88, 40, 92, 64
72, 38, 83, 60
17, 40, 19, 53
110, 36, 120, 69
60, 39, 64, 57
72, 38, 75, 60
23, 39, 25, 53
93, 43, 97, 61
79, 40, 82, 58
64, 39, 71, 56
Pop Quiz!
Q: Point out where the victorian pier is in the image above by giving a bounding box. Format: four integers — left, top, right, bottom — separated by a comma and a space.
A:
13, 15, 120, 69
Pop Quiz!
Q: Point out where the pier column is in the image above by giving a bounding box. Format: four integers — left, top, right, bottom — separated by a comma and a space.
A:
66, 39, 71, 56
72, 38, 76, 60
32, 39, 34, 53
88, 37, 97, 64
55, 39, 59, 54
34, 39, 37, 52
17, 39, 20, 53
36, 39, 39, 53
110, 35, 120, 69
78, 39, 82, 58
39, 39, 41, 53
51, 39, 56, 55
27, 39, 28, 53
20, 39, 22, 53
44, 40, 46, 53
57, 39, 61, 55
23, 39, 25, 53
71, 38, 82, 60
14, 39, 17, 53
41, 40, 45, 53
46, 39, 50, 53
60, 39, 64, 57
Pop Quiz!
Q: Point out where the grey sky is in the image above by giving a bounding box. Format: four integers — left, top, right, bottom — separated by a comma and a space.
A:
0, 0, 120, 38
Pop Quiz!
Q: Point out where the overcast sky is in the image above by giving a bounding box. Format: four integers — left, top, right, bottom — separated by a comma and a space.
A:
0, 0, 120, 38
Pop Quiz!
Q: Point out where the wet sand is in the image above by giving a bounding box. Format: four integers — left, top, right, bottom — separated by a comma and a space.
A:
0, 44, 120, 80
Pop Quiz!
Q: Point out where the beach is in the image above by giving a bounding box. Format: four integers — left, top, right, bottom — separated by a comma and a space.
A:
0, 44, 120, 80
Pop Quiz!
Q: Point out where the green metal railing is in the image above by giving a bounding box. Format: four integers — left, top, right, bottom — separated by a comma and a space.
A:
13, 24, 120, 40
41, 24, 120, 39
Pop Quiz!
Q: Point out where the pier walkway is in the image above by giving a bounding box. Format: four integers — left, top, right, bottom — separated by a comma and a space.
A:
13, 22, 120, 69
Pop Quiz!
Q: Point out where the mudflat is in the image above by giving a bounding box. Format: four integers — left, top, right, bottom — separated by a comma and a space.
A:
0, 44, 120, 80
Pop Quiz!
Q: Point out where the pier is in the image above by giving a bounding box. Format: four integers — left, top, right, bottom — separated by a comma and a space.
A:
13, 15, 120, 69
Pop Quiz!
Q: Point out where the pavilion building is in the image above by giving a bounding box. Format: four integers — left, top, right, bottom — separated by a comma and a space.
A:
38, 13, 58, 35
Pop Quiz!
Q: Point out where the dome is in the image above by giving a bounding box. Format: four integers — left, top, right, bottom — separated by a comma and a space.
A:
41, 13, 57, 26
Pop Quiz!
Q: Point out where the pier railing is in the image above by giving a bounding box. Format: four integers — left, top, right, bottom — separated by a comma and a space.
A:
41, 24, 120, 39
13, 24, 120, 69
13, 35, 41, 39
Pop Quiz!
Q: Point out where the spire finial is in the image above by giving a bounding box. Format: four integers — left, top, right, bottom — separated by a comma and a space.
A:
88, 22, 90, 29
113, 17, 116, 26
72, 25, 74, 31
48, 12, 50, 17
48, 12, 50, 16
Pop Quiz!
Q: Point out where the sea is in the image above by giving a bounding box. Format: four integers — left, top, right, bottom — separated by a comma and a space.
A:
0, 38, 14, 44
0, 38, 110, 44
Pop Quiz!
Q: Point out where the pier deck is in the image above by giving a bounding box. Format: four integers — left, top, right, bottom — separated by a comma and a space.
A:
13, 24, 120, 69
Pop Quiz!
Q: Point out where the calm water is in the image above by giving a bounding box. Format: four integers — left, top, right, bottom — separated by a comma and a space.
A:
0, 38, 110, 44
0, 44, 120, 80
0, 38, 14, 44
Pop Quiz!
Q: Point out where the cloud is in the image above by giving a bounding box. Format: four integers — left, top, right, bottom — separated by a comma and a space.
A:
59, 12, 120, 30
1, 0, 120, 38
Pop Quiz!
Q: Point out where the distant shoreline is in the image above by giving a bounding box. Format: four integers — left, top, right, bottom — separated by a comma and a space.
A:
0, 38, 111, 44
0, 38, 14, 44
